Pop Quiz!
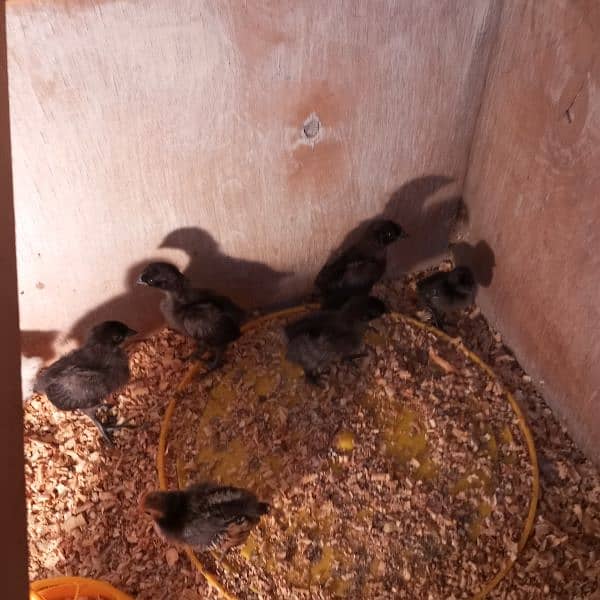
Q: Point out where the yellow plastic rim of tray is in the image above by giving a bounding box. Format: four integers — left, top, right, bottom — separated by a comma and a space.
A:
157, 307, 540, 600
30, 576, 134, 600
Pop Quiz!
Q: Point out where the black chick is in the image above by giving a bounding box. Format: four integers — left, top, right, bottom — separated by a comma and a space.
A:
140, 483, 269, 557
137, 262, 245, 370
315, 219, 408, 308
33, 321, 137, 444
285, 295, 386, 384
416, 266, 476, 328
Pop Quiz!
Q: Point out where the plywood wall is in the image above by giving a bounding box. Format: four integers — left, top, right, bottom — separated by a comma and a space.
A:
8, 0, 499, 356
463, 0, 600, 464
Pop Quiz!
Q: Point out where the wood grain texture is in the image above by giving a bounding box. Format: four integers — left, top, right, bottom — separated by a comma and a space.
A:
0, 0, 30, 594
463, 0, 600, 464
7, 0, 498, 354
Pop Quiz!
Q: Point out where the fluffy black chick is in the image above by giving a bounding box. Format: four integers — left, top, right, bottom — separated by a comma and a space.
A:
284, 295, 386, 384
137, 262, 245, 371
315, 219, 408, 308
140, 483, 269, 557
416, 266, 476, 327
33, 321, 137, 444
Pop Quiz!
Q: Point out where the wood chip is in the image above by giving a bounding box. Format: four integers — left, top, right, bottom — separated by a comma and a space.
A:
165, 548, 179, 567
23, 274, 600, 599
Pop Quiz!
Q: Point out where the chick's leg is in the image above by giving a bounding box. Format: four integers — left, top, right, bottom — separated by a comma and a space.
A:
206, 346, 225, 372
431, 309, 445, 331
80, 407, 115, 445
193, 346, 226, 380
305, 370, 325, 387
103, 414, 137, 430
185, 342, 207, 362
80, 408, 136, 445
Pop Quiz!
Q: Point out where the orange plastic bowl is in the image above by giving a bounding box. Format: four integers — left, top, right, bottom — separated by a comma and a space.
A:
30, 577, 133, 600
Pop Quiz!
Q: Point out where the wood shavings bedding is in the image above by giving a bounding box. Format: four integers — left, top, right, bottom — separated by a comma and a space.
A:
25, 271, 600, 599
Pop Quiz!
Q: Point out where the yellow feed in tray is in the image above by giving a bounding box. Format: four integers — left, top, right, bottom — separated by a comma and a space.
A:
310, 546, 336, 584
415, 456, 439, 481
384, 407, 429, 463
157, 307, 539, 600
335, 430, 355, 451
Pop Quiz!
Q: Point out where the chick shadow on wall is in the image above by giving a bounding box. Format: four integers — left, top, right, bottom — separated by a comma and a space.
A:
391, 177, 496, 308
325, 175, 465, 278
320, 176, 496, 319
21, 330, 60, 362
384, 175, 465, 275
69, 227, 292, 344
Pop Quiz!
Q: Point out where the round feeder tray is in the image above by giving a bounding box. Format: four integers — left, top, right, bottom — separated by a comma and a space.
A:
158, 307, 539, 599
30, 576, 134, 600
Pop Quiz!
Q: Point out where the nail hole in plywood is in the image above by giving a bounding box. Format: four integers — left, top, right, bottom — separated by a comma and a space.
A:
302, 114, 321, 141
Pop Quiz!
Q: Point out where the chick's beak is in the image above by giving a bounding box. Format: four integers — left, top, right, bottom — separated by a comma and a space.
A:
126, 327, 138, 338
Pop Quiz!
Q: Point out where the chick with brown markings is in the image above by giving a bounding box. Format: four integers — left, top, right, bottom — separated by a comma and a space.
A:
315, 219, 408, 308
137, 262, 245, 371
33, 321, 137, 444
140, 483, 269, 557
285, 295, 386, 385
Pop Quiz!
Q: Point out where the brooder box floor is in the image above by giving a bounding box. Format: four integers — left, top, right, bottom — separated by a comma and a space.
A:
24, 271, 600, 599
